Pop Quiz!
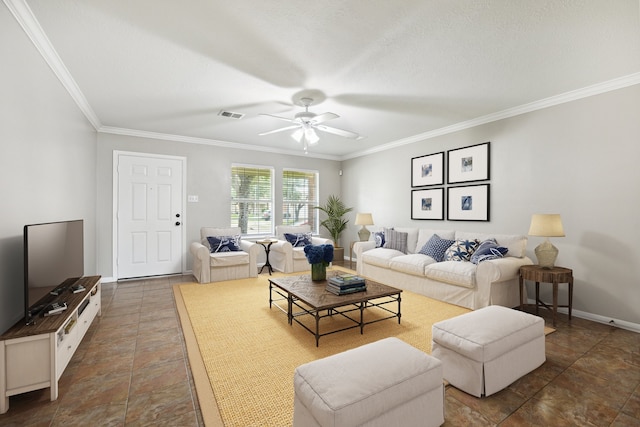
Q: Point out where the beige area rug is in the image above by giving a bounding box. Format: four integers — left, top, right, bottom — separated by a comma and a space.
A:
174, 268, 471, 426
173, 268, 555, 427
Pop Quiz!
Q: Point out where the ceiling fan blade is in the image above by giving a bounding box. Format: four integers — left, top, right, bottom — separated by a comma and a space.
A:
315, 124, 362, 140
310, 112, 339, 125
259, 113, 296, 123
258, 125, 300, 136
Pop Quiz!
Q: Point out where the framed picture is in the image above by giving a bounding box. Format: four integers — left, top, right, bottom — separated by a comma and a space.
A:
447, 142, 490, 184
411, 188, 444, 220
447, 184, 490, 221
411, 152, 444, 187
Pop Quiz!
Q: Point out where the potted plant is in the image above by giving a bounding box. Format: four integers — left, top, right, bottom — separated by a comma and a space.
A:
315, 195, 353, 264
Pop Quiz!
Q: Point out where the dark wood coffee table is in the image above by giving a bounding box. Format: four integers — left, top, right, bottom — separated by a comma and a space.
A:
269, 271, 402, 346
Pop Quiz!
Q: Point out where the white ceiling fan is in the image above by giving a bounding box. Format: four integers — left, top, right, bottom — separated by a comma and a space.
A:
259, 97, 362, 153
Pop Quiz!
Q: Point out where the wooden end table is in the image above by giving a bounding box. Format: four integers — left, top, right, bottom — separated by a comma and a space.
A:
519, 265, 573, 326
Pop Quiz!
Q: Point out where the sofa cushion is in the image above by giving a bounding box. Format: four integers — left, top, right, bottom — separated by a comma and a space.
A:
292, 247, 307, 260
455, 231, 527, 258
419, 234, 455, 262
209, 251, 249, 267
444, 238, 480, 262
284, 232, 312, 247
425, 261, 476, 288
207, 235, 241, 253
389, 254, 438, 277
383, 229, 408, 253
470, 239, 509, 264
362, 247, 405, 269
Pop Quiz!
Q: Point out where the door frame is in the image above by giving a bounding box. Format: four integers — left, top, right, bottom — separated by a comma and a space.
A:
112, 150, 187, 280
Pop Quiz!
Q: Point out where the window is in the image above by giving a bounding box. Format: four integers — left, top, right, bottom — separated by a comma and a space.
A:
230, 165, 274, 235
282, 169, 319, 233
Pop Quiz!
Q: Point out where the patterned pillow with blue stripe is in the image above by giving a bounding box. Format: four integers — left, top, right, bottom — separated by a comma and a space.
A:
284, 232, 312, 247
207, 235, 241, 253
470, 239, 509, 264
418, 234, 455, 262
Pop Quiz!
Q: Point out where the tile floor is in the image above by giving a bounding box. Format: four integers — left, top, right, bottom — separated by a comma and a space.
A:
0, 274, 638, 426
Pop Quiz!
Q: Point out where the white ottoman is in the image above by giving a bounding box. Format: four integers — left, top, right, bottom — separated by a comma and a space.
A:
432, 305, 545, 398
293, 337, 444, 427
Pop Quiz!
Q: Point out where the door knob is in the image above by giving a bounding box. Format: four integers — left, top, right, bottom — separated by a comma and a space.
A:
175, 222, 181, 226
176, 213, 181, 218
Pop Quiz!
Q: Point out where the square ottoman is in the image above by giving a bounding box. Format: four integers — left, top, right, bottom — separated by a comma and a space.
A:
432, 305, 545, 397
293, 337, 444, 427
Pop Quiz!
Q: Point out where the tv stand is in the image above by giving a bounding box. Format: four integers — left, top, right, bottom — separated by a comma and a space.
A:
0, 276, 101, 414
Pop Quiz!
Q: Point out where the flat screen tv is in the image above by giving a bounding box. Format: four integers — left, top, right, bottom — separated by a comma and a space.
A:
24, 219, 84, 324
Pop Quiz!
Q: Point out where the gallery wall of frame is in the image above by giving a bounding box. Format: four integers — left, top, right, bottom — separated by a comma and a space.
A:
411, 142, 490, 221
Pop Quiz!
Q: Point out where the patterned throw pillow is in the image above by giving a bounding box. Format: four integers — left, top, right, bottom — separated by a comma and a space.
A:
207, 235, 241, 253
470, 239, 509, 264
418, 234, 455, 262
284, 232, 312, 247
373, 231, 386, 248
383, 229, 408, 253
444, 238, 480, 262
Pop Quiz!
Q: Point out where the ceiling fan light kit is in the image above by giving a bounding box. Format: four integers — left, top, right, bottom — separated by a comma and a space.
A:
259, 97, 362, 153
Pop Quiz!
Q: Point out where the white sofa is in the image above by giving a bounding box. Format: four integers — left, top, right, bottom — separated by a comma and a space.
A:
190, 227, 260, 283
353, 228, 533, 310
269, 225, 333, 273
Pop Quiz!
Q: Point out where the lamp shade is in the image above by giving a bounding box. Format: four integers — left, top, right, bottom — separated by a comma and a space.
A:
528, 214, 565, 237
355, 213, 374, 226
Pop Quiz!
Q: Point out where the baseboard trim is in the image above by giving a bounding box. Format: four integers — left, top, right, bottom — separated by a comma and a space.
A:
525, 298, 640, 333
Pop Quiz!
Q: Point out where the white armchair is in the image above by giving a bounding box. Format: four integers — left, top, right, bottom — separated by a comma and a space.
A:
270, 225, 334, 273
190, 227, 260, 283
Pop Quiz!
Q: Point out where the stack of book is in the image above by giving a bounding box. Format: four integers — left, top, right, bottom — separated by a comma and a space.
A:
326, 274, 367, 295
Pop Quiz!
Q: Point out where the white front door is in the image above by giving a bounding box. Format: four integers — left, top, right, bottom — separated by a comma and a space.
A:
115, 152, 185, 279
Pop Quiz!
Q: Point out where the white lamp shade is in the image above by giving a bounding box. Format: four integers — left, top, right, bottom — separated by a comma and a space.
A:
528, 214, 565, 237
355, 213, 374, 226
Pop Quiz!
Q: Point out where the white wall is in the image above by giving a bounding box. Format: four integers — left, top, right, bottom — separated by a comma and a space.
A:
95, 133, 343, 278
342, 84, 640, 326
0, 6, 97, 333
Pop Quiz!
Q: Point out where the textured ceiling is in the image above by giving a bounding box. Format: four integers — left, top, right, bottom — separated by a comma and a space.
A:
10, 0, 640, 159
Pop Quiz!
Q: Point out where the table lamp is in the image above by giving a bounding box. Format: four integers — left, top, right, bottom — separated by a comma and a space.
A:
355, 213, 374, 242
528, 214, 565, 268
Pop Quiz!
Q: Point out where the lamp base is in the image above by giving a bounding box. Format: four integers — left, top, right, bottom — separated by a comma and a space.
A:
535, 239, 558, 269
358, 227, 371, 242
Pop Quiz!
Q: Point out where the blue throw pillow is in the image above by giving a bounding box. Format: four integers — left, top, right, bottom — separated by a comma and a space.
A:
207, 235, 241, 253
444, 238, 480, 262
373, 231, 386, 248
419, 234, 455, 262
470, 239, 508, 264
284, 232, 312, 247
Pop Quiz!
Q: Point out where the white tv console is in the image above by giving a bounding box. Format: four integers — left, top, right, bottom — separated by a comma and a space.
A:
0, 276, 101, 414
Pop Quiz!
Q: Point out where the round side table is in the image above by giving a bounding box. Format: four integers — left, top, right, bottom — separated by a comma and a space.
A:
519, 265, 573, 326
257, 239, 278, 275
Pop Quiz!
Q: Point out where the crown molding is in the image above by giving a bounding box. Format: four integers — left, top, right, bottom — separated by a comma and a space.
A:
98, 126, 342, 161
4, 0, 102, 129
7, 0, 638, 162
340, 72, 640, 160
